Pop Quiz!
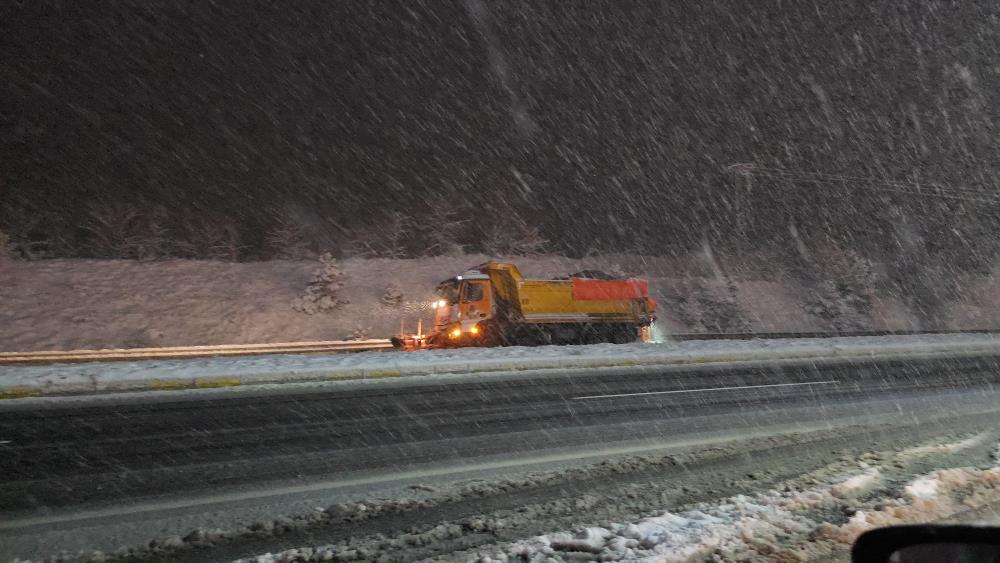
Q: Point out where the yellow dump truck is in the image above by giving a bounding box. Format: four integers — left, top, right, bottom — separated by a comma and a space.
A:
405, 261, 656, 348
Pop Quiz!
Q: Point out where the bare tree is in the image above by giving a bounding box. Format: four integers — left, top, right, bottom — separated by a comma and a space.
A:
265, 218, 314, 260
416, 203, 469, 256
348, 211, 412, 258
482, 218, 548, 257
81, 202, 170, 260
174, 219, 246, 261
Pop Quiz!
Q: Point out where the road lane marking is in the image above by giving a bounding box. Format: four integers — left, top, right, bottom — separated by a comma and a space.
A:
572, 380, 839, 400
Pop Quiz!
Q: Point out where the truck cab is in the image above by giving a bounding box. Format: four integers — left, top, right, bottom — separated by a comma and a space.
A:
431, 272, 493, 344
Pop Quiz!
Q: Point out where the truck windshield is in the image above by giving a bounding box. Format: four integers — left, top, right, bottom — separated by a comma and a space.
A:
462, 282, 484, 302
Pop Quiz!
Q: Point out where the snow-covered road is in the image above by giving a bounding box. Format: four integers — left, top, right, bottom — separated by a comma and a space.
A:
4, 340, 1000, 562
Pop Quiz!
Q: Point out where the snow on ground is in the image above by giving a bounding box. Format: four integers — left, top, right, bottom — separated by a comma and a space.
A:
5, 253, 1000, 353
227, 437, 1000, 563
897, 434, 989, 458
828, 466, 881, 499
4, 332, 1000, 396
472, 467, 1000, 562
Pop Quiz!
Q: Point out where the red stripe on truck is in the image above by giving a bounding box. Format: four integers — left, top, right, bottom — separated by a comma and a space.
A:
571, 278, 649, 300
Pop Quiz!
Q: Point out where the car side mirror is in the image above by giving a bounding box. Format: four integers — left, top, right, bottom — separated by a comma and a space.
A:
853, 524, 1000, 563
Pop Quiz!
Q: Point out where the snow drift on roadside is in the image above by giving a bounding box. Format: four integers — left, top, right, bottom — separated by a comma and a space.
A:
226, 441, 1000, 563
466, 443, 1000, 562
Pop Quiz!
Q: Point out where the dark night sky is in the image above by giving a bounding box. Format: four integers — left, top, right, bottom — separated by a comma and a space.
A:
3, 1, 1000, 259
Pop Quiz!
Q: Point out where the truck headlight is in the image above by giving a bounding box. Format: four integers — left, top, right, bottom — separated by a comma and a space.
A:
450, 328, 462, 338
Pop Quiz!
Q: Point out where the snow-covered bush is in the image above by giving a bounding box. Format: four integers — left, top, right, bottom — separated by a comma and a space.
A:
380, 283, 403, 307
292, 253, 349, 314
697, 278, 751, 333
667, 277, 750, 333
802, 246, 875, 330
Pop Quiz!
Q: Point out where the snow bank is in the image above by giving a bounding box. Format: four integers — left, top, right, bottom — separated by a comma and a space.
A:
829, 466, 881, 499
898, 434, 988, 458
819, 466, 1000, 545
4, 332, 1000, 398
224, 452, 1000, 563
462, 440, 1000, 563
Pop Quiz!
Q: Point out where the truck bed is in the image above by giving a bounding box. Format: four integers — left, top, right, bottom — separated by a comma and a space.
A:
516, 279, 645, 323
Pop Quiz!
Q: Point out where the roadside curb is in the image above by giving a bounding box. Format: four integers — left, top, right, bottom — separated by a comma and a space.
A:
4, 339, 1000, 399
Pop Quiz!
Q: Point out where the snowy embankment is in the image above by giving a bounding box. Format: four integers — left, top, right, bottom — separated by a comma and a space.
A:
464, 439, 1000, 562
237, 436, 1000, 563
6, 253, 1000, 353
3, 333, 1000, 398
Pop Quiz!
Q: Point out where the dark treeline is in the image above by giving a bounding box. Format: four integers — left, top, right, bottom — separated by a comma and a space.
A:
3, 1, 1000, 268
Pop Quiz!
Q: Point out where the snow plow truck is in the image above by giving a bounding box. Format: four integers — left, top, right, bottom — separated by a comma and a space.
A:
394, 261, 656, 348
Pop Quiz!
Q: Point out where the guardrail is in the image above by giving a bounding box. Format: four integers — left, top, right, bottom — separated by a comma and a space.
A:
0, 339, 394, 365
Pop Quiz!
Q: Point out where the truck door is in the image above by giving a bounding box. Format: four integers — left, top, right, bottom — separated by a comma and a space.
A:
460, 281, 492, 322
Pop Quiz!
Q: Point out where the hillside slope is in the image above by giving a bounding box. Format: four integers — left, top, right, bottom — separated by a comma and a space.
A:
2, 254, 996, 351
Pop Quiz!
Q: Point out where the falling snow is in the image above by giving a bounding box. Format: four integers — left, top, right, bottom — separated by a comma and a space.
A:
4, 2, 1000, 562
